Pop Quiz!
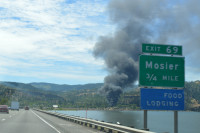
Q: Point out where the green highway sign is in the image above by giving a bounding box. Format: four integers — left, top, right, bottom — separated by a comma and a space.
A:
139, 55, 185, 87
142, 43, 182, 56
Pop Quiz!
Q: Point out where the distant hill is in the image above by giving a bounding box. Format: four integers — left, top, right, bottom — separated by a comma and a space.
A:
0, 82, 67, 107
0, 84, 15, 105
0, 81, 104, 108
0, 81, 40, 91
29, 82, 103, 92
0, 81, 104, 92
184, 81, 200, 111
1, 81, 200, 111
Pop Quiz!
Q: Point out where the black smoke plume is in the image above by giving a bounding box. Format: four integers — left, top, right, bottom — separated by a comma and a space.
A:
93, 0, 200, 106
93, 0, 152, 106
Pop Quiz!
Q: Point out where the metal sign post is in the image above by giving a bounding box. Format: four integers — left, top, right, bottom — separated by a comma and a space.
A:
174, 111, 178, 133
141, 88, 184, 132
139, 43, 184, 133
144, 110, 148, 130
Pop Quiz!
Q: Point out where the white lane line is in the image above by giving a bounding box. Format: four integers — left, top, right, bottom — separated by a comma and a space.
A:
2, 118, 6, 121
31, 110, 61, 133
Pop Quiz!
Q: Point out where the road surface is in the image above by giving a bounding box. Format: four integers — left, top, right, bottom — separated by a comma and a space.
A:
0, 110, 104, 133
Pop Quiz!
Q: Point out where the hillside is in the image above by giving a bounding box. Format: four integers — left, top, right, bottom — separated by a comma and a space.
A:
0, 82, 67, 108
0, 85, 15, 105
0, 81, 200, 111
29, 82, 103, 92
0, 81, 35, 90
184, 81, 200, 111
0, 81, 105, 109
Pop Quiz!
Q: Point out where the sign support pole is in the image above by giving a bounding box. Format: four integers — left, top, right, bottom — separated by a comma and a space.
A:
140, 43, 184, 133
144, 110, 147, 130
174, 111, 178, 133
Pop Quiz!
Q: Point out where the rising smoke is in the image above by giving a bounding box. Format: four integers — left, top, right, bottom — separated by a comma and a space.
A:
93, 0, 200, 106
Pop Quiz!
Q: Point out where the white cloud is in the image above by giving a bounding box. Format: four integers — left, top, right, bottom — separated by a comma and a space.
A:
0, 0, 112, 84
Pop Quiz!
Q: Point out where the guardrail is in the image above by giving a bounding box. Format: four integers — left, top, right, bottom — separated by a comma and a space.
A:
34, 109, 155, 133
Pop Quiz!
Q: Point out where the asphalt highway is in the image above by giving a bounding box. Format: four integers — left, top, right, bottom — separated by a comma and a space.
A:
0, 110, 104, 133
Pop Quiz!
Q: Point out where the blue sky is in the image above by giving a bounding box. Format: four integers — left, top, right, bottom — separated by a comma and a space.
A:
0, 0, 112, 84
0, 0, 199, 85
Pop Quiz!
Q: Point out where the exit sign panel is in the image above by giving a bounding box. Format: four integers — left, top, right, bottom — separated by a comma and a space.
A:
139, 55, 185, 88
140, 88, 184, 111
142, 43, 182, 56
